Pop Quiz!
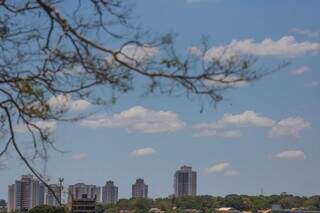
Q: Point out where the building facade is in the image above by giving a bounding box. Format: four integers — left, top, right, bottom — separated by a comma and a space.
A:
174, 166, 197, 197
71, 194, 96, 213
102, 181, 118, 204
68, 183, 101, 203
0, 200, 7, 213
132, 179, 148, 199
46, 184, 61, 207
8, 174, 45, 212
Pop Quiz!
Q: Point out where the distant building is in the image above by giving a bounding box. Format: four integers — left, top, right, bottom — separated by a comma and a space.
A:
7, 174, 45, 212
149, 207, 165, 213
174, 166, 197, 197
68, 183, 101, 203
71, 194, 96, 213
0, 200, 7, 213
46, 184, 61, 207
102, 181, 118, 204
132, 179, 148, 198
215, 207, 241, 213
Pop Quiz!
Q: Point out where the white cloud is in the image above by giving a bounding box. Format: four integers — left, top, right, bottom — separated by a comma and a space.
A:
272, 150, 306, 160
205, 162, 230, 174
291, 28, 320, 38
269, 117, 311, 137
48, 94, 91, 112
291, 66, 309, 76
194, 112, 310, 138
194, 111, 275, 137
15, 120, 57, 134
71, 153, 88, 161
205, 36, 320, 60
131, 147, 156, 157
205, 162, 238, 176
108, 44, 158, 68
79, 106, 185, 133
188, 46, 203, 57
69, 99, 91, 111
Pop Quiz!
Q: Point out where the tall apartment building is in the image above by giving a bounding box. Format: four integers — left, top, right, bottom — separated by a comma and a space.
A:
132, 179, 148, 199
68, 183, 101, 203
174, 165, 197, 197
46, 184, 61, 207
102, 181, 118, 204
8, 174, 45, 212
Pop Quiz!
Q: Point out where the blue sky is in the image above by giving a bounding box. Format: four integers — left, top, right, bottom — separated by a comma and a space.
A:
1, 0, 320, 200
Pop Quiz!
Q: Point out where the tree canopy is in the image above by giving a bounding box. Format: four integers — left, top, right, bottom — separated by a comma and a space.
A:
97, 195, 320, 213
28, 205, 66, 213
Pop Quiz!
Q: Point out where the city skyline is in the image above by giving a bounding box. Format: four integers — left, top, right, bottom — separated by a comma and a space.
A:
6, 166, 196, 208
0, 0, 320, 200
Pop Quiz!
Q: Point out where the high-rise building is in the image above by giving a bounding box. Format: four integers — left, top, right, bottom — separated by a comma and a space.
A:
46, 184, 61, 207
68, 183, 101, 203
174, 166, 197, 197
132, 179, 148, 199
102, 181, 118, 204
8, 174, 45, 212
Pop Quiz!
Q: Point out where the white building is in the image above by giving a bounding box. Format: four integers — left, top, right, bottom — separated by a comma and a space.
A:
8, 174, 45, 212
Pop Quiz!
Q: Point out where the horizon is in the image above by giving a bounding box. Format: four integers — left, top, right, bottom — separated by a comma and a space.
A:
1, 0, 320, 203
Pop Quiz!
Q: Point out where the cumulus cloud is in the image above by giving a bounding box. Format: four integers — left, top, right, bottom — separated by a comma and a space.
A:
71, 153, 88, 161
131, 147, 156, 157
48, 94, 91, 112
79, 106, 185, 133
291, 66, 309, 76
214, 111, 275, 127
194, 112, 310, 138
194, 111, 275, 137
15, 120, 57, 134
269, 117, 311, 137
107, 44, 158, 68
272, 150, 306, 160
291, 28, 320, 38
205, 36, 320, 60
205, 162, 238, 176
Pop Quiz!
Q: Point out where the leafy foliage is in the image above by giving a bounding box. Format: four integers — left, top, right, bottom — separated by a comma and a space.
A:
28, 205, 66, 213
97, 195, 320, 212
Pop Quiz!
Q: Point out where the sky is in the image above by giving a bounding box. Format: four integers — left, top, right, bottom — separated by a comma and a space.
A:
1, 0, 320, 200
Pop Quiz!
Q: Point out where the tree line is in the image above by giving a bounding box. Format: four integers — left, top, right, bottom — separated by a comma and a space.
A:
23, 193, 320, 213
